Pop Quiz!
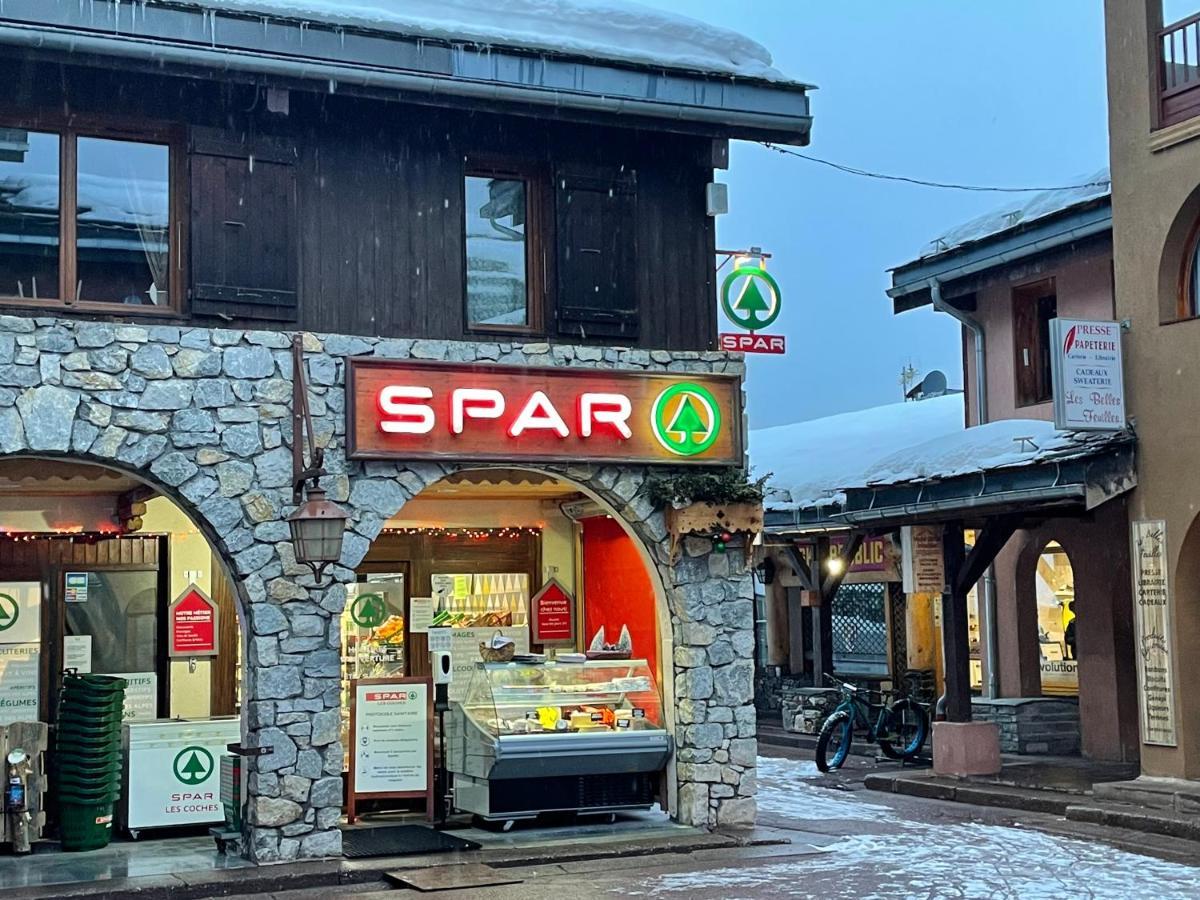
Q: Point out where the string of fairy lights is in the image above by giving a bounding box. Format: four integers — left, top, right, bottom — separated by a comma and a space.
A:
0, 526, 544, 543
380, 526, 542, 540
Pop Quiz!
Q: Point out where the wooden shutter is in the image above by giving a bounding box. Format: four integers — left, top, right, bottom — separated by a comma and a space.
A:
189, 134, 298, 321
555, 168, 638, 340
1013, 291, 1037, 406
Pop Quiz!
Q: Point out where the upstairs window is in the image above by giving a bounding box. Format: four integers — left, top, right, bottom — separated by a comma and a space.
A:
0, 120, 177, 311
1013, 278, 1057, 407
464, 162, 544, 334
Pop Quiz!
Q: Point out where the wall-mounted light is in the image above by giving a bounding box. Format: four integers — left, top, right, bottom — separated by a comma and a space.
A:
288, 486, 348, 582
824, 554, 845, 577
290, 334, 348, 585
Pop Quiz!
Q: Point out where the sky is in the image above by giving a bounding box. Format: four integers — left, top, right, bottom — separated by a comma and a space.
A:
638, 0, 1111, 428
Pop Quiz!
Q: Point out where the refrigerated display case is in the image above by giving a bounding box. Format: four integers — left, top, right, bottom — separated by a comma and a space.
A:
446, 660, 671, 823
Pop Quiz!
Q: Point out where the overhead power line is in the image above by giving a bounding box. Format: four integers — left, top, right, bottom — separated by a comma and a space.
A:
760, 143, 1110, 194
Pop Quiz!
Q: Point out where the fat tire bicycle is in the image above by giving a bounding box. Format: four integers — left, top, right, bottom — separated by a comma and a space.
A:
814, 674, 930, 773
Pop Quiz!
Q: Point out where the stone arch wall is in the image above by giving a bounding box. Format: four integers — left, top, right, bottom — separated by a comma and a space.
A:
0, 315, 754, 858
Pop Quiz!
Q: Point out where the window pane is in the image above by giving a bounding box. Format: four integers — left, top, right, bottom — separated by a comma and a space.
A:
65, 571, 158, 675
76, 136, 170, 306
0, 129, 59, 300
465, 175, 528, 327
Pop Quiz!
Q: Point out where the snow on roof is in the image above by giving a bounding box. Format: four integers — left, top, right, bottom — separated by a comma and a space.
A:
854, 417, 1133, 489
751, 394, 966, 512
904, 167, 1111, 266
190, 0, 793, 82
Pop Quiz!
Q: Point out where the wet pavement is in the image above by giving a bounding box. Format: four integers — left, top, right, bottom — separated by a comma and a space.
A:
0, 833, 250, 891
369, 748, 1200, 900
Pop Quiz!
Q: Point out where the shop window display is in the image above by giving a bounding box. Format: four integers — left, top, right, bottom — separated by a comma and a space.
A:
1037, 543, 1078, 696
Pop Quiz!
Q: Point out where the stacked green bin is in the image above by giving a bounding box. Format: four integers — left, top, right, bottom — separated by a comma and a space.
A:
56, 674, 127, 852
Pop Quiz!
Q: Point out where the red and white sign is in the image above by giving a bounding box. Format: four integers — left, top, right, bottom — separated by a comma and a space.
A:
1049, 318, 1126, 432
719, 333, 786, 354
346, 360, 742, 465
167, 584, 219, 658
531, 579, 575, 644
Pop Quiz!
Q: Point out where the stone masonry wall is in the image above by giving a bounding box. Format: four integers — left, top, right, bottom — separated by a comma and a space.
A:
0, 316, 755, 858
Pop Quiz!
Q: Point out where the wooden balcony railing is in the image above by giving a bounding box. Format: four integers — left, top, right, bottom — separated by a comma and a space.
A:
1160, 12, 1200, 127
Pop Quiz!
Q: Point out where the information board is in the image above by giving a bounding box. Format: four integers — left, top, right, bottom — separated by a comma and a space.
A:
168, 584, 219, 658
0, 643, 39, 725
64, 634, 93, 673
902, 526, 945, 594
532, 579, 575, 644
1131, 520, 1177, 746
347, 677, 433, 823
408, 597, 434, 634
1049, 318, 1126, 432
112, 672, 159, 720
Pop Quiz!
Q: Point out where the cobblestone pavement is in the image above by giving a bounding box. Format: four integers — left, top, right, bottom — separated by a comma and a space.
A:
367, 748, 1200, 900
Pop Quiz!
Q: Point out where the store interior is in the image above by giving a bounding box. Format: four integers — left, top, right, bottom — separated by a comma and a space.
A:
0, 459, 673, 881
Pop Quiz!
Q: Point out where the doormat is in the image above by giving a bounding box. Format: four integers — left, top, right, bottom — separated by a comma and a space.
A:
385, 862, 523, 892
341, 825, 481, 859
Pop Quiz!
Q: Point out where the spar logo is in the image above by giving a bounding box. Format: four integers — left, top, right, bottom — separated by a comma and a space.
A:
366, 691, 418, 701
1062, 324, 1077, 356
651, 383, 721, 456
0, 593, 18, 632
173, 746, 215, 786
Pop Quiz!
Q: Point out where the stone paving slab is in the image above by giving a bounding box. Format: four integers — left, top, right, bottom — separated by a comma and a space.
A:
385, 862, 524, 891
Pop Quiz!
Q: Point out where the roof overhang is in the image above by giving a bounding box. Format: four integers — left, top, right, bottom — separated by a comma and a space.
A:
763, 439, 1136, 535
888, 199, 1112, 314
833, 442, 1136, 530
0, 0, 812, 145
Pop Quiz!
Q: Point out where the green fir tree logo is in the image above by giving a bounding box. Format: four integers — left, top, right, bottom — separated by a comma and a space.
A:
173, 746, 215, 786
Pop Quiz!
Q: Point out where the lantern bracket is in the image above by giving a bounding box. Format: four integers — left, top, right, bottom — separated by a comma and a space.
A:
292, 333, 326, 504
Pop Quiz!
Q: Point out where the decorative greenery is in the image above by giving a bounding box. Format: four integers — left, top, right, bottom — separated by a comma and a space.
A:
646, 468, 769, 508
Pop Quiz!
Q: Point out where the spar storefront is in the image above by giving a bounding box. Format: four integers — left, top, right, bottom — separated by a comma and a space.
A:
0, 328, 758, 863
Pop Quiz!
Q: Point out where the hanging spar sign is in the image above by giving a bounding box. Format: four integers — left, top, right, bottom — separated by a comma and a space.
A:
346, 360, 743, 465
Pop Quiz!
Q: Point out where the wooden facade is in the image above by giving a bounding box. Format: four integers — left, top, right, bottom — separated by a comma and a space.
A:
0, 58, 719, 351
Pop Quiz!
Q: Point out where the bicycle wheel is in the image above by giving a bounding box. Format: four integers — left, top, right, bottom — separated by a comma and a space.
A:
878, 698, 929, 760
815, 710, 853, 772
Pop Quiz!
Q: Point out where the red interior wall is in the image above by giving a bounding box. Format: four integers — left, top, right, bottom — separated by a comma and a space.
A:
581, 515, 658, 682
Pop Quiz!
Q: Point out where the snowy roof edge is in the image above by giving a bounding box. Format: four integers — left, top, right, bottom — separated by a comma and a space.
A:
890, 167, 1112, 280
0, 0, 813, 144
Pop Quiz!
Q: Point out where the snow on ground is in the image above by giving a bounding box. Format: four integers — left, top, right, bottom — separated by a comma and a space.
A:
754, 756, 892, 822
908, 167, 1110, 263
618, 756, 1200, 899
749, 395, 965, 511
189, 0, 795, 82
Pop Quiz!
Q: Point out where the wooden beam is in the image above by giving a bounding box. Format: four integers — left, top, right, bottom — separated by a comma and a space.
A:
781, 545, 816, 593
785, 586, 805, 676
956, 515, 1020, 596
941, 521, 972, 722
822, 531, 864, 598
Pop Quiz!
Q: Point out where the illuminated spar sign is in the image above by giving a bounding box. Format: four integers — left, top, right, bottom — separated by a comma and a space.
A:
346, 360, 743, 465
718, 258, 786, 355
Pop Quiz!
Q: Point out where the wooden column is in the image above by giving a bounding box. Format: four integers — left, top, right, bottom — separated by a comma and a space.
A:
941, 521, 972, 723
785, 586, 805, 676
812, 535, 834, 679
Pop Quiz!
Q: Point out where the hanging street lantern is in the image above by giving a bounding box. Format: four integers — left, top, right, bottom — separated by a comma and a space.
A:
289, 334, 348, 583
287, 486, 349, 581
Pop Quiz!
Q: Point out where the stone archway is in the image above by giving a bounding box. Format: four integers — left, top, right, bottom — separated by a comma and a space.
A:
342, 460, 758, 829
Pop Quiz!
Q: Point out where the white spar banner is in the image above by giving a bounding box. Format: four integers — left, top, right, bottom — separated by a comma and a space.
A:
1130, 520, 1177, 746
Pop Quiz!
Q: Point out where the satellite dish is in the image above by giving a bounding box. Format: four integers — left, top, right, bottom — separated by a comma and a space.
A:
921, 370, 948, 396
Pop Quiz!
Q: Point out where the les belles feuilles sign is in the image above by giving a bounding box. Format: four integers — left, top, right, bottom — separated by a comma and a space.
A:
347, 360, 743, 465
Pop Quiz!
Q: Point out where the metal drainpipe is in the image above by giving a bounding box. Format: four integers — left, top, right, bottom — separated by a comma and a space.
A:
928, 278, 1000, 700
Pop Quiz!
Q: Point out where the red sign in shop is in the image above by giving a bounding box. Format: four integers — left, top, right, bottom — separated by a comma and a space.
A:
531, 579, 575, 645
168, 584, 219, 658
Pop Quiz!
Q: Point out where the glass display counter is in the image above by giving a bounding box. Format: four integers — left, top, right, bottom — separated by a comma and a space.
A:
446, 659, 672, 823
